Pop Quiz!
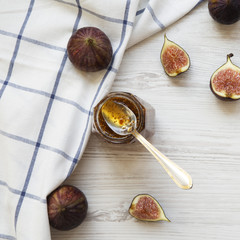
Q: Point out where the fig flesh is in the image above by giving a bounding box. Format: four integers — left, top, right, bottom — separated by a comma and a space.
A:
128, 194, 170, 222
208, 0, 240, 25
47, 185, 88, 231
210, 54, 240, 100
160, 34, 190, 77
67, 27, 113, 72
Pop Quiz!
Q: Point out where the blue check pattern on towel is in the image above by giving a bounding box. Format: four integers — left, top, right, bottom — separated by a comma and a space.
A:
0, 0, 204, 239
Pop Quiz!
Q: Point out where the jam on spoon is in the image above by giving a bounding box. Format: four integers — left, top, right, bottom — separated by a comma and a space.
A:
101, 99, 193, 190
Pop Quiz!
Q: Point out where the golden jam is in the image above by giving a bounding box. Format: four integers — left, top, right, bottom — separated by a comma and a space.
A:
93, 92, 154, 144
101, 100, 132, 128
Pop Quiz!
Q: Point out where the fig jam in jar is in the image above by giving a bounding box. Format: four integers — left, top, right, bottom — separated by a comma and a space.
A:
93, 92, 154, 144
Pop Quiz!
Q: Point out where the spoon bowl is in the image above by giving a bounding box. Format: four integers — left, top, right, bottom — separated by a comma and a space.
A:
101, 99, 193, 190
101, 100, 137, 136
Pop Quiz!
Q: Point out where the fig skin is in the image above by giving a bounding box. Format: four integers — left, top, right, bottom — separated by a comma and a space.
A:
208, 0, 240, 25
47, 185, 88, 231
128, 194, 170, 222
67, 27, 113, 72
210, 53, 240, 101
160, 34, 190, 77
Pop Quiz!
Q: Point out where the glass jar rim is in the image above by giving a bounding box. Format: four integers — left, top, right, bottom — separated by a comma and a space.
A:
93, 92, 145, 144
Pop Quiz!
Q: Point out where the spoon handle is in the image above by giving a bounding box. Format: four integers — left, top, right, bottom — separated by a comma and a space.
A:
132, 131, 193, 190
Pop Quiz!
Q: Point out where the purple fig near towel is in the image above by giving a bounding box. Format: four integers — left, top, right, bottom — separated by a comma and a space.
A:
67, 27, 113, 72
47, 185, 88, 231
128, 194, 170, 222
208, 0, 240, 25
210, 53, 240, 100
160, 34, 190, 77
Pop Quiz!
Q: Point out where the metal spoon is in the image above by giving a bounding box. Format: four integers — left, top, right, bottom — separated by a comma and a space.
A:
101, 99, 193, 190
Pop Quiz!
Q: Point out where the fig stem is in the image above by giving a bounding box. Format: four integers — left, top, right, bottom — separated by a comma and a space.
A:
227, 53, 234, 61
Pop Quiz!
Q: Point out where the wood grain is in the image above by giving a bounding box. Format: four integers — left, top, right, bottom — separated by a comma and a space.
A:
51, 2, 240, 239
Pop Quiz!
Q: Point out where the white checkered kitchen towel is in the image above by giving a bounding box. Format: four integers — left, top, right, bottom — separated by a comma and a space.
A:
0, 0, 205, 239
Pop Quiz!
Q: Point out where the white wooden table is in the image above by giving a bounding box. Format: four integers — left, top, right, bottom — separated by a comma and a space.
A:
52, 2, 240, 239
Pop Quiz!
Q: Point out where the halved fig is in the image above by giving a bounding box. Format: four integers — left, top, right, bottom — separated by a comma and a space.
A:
128, 194, 170, 222
160, 34, 190, 77
210, 53, 240, 100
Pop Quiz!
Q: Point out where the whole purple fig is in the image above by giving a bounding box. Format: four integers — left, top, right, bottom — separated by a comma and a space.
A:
67, 27, 113, 72
208, 0, 240, 25
47, 185, 88, 231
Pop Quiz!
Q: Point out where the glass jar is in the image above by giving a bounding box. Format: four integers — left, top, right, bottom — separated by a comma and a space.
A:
92, 91, 154, 144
